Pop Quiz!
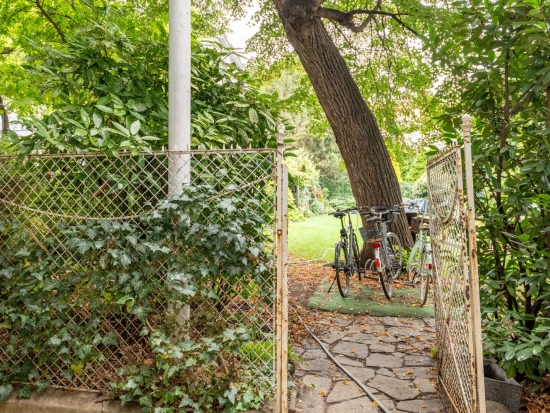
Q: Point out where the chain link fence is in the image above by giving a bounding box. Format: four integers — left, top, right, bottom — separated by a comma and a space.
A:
0, 149, 280, 397
427, 144, 483, 413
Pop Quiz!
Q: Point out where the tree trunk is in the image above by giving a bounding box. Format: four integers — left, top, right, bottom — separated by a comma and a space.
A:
272, 0, 413, 252
0, 95, 8, 135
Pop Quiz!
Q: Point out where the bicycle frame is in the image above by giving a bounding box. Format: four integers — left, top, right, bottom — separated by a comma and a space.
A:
371, 222, 392, 273
407, 229, 431, 272
405, 206, 432, 281
339, 211, 361, 275
328, 207, 364, 297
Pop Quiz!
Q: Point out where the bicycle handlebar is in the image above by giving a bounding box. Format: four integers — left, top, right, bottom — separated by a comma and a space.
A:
328, 205, 370, 216
362, 205, 401, 215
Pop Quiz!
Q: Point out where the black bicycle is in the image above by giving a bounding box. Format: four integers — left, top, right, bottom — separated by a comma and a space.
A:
328, 206, 368, 297
360, 206, 403, 300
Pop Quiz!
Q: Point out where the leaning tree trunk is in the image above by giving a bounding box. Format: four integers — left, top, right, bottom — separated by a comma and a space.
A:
272, 0, 413, 252
0, 96, 8, 135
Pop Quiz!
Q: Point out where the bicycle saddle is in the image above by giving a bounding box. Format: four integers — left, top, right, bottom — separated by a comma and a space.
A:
331, 211, 346, 218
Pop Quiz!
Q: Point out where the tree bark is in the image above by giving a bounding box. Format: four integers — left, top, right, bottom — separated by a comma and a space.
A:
0, 95, 8, 135
272, 0, 413, 250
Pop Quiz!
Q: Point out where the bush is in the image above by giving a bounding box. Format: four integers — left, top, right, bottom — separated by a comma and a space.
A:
400, 182, 413, 199
303, 209, 314, 218
0, 184, 274, 412
310, 200, 324, 215
324, 196, 356, 211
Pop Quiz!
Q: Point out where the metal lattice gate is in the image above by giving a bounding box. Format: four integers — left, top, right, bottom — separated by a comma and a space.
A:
426, 116, 485, 413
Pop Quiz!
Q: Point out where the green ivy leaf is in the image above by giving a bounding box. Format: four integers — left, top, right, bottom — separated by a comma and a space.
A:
224, 388, 237, 405
0, 384, 13, 402
49, 336, 62, 346
17, 385, 32, 399
37, 380, 50, 392
70, 363, 84, 376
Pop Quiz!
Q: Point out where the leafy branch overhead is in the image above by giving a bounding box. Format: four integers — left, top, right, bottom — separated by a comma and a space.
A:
1, 3, 285, 154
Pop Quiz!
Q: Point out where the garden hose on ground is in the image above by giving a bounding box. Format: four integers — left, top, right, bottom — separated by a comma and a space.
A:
289, 303, 392, 413
301, 323, 392, 413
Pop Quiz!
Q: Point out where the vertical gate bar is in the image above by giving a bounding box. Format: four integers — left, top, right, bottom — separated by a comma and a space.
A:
462, 114, 487, 413
456, 146, 478, 413
275, 125, 289, 413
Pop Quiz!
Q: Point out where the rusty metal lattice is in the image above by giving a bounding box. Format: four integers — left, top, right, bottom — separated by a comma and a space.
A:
427, 144, 483, 413
0, 149, 282, 398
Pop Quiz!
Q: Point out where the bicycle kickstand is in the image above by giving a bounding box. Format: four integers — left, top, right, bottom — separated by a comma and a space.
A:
327, 274, 338, 294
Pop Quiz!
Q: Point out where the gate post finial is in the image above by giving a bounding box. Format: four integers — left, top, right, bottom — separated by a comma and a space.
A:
461, 114, 472, 135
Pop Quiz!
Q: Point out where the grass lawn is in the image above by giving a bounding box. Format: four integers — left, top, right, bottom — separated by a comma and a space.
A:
288, 213, 365, 261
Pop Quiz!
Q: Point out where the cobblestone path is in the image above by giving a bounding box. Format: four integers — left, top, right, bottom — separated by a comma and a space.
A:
290, 314, 445, 413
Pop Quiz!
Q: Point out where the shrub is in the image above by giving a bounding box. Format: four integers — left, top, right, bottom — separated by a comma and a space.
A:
0, 184, 274, 412
309, 200, 324, 215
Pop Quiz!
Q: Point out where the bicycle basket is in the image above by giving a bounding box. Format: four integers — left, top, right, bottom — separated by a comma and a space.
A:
411, 217, 430, 233
359, 224, 384, 243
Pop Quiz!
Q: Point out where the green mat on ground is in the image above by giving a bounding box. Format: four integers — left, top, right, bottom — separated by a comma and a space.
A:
308, 278, 435, 318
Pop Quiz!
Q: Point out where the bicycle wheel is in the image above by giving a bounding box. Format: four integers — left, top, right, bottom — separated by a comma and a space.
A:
387, 232, 403, 280
352, 233, 361, 280
407, 241, 422, 282
376, 249, 393, 300
335, 242, 350, 298
418, 249, 430, 305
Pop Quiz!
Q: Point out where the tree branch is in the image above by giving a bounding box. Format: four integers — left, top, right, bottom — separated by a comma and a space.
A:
509, 87, 534, 117
34, 0, 67, 43
315, 4, 418, 36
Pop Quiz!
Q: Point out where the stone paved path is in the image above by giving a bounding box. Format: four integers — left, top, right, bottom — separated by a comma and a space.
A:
290, 315, 445, 413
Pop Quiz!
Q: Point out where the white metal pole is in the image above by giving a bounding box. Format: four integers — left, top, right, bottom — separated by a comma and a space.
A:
168, 0, 191, 339
169, 0, 191, 161
462, 114, 486, 413
275, 124, 288, 413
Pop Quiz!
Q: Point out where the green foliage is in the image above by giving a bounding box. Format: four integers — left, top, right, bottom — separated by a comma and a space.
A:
429, 0, 550, 380
324, 197, 356, 212
111, 329, 269, 412
0, 184, 273, 411
249, 1, 446, 151
0, 0, 251, 117
2, 16, 283, 154
1, 0, 285, 154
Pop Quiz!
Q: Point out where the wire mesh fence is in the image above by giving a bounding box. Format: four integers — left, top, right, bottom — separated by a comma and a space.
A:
0, 149, 279, 397
427, 145, 481, 413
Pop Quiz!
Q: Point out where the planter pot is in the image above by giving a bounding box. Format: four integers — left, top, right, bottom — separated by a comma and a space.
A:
484, 359, 522, 413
